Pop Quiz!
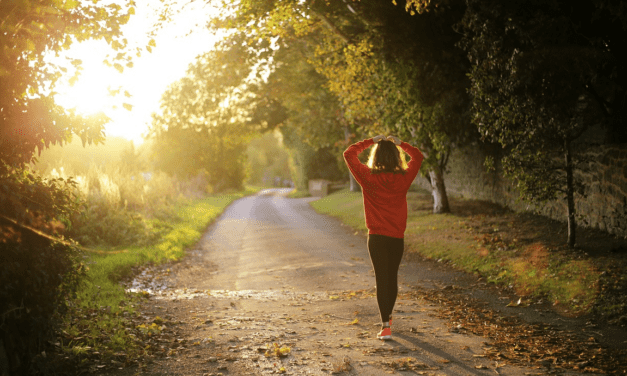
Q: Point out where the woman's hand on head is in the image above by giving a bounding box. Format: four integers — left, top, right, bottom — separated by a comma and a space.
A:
387, 135, 401, 145
373, 135, 386, 143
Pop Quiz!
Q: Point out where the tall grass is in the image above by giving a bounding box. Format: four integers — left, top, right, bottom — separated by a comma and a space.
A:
45, 158, 206, 247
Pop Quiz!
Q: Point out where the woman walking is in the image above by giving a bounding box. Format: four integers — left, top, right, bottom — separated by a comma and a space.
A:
343, 135, 424, 340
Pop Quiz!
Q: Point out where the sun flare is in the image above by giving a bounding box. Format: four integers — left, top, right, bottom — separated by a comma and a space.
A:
55, 59, 117, 116
51, 2, 222, 145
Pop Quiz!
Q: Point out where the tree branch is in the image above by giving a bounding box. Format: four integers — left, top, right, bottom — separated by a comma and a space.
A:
0, 213, 120, 254
308, 8, 352, 44
0, 213, 73, 246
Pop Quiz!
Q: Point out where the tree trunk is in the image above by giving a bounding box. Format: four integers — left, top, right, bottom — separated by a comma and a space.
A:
428, 167, 450, 214
348, 172, 361, 192
344, 123, 361, 192
565, 139, 577, 248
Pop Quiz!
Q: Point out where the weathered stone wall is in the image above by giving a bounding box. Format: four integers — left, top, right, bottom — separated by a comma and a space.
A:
573, 145, 627, 236
413, 143, 627, 238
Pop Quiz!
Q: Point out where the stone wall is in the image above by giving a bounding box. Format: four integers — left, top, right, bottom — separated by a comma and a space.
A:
413, 143, 627, 238
575, 145, 627, 236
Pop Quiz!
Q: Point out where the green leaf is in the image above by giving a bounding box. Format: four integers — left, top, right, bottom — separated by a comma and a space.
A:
63, 0, 80, 9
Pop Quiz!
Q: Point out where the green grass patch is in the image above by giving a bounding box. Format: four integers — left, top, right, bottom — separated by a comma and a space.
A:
311, 188, 601, 315
309, 188, 366, 232
59, 186, 262, 366
504, 249, 599, 311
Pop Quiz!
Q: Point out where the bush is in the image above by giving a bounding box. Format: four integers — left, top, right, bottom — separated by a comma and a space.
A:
67, 205, 163, 248
0, 236, 85, 375
48, 164, 184, 248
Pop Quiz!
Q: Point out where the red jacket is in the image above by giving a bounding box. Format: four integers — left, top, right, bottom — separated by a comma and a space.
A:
343, 138, 424, 239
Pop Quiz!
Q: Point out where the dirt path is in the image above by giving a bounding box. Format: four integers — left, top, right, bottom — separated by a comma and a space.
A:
110, 189, 608, 376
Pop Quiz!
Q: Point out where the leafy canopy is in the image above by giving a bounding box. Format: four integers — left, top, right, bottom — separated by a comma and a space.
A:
148, 34, 262, 190
0, 0, 136, 231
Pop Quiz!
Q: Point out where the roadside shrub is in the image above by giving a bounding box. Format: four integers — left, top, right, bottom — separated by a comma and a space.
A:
0, 237, 85, 375
49, 164, 182, 248
67, 204, 160, 247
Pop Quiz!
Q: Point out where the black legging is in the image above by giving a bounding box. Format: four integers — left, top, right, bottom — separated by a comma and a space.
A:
367, 234, 404, 323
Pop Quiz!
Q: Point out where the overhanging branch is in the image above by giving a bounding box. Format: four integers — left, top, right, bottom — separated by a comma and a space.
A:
309, 8, 352, 44
0, 213, 123, 254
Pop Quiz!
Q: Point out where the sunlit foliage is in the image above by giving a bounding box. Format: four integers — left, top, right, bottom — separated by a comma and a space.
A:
0, 0, 138, 235
0, 1, 138, 373
148, 35, 259, 191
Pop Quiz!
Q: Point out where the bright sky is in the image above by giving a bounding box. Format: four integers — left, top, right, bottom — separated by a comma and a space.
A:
52, 1, 222, 145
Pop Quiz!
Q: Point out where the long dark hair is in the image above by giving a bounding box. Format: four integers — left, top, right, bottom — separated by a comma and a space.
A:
367, 140, 408, 174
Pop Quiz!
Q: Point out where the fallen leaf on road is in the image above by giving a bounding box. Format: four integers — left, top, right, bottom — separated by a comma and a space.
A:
264, 343, 291, 358
384, 357, 436, 372
332, 356, 352, 373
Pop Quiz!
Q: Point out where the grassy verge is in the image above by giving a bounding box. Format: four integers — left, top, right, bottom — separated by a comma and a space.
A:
309, 189, 366, 231
310, 188, 601, 316
57, 186, 262, 369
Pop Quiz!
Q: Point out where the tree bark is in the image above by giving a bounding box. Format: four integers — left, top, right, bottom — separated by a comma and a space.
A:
344, 123, 361, 192
565, 139, 577, 248
348, 172, 361, 192
428, 166, 450, 214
